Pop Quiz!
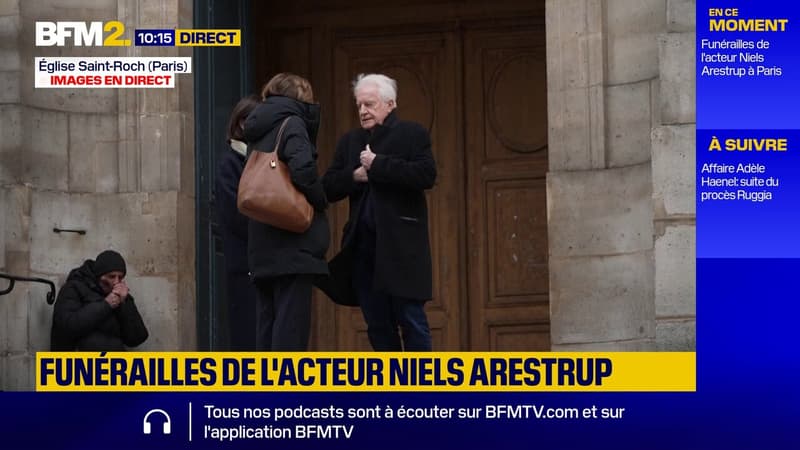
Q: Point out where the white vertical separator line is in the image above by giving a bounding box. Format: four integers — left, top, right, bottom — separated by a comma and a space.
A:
188, 401, 192, 442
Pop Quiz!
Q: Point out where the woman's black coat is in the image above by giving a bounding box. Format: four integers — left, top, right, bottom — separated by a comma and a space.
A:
322, 111, 436, 300
243, 95, 330, 279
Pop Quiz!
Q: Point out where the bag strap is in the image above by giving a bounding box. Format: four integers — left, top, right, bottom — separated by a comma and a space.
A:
245, 117, 293, 160
271, 117, 292, 154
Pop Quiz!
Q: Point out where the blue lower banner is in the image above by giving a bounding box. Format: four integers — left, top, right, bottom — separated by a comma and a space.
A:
3, 259, 798, 450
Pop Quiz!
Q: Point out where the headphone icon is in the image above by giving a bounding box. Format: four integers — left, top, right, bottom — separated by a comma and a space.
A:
142, 409, 172, 435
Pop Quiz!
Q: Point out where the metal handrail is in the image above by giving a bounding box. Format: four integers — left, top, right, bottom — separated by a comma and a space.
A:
0, 273, 56, 304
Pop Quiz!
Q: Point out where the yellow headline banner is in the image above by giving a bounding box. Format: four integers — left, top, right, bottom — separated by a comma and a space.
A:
36, 352, 695, 392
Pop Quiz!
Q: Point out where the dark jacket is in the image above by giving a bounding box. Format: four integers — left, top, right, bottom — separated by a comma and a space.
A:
243, 95, 330, 279
50, 261, 149, 351
323, 111, 436, 300
215, 142, 250, 273
215, 141, 258, 349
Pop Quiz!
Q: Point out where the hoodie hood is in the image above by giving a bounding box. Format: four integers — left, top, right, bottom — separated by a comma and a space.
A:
66, 260, 104, 294
243, 95, 321, 146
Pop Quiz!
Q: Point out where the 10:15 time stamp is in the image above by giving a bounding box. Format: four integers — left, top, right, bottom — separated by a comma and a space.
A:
134, 29, 175, 46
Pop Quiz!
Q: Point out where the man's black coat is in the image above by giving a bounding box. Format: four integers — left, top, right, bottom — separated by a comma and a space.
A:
322, 111, 436, 301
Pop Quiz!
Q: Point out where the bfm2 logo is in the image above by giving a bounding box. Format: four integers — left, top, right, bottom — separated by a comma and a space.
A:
35, 21, 130, 46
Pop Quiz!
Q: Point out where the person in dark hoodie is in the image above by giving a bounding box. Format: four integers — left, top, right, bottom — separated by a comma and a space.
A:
50, 250, 148, 351
215, 94, 260, 350
243, 73, 329, 351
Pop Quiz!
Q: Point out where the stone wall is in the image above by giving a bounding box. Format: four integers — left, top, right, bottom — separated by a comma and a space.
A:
0, 0, 195, 390
653, 0, 695, 350
547, 0, 695, 350
0, 0, 21, 388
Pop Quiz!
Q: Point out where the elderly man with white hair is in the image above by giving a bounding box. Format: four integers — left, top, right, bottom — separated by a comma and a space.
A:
322, 73, 437, 351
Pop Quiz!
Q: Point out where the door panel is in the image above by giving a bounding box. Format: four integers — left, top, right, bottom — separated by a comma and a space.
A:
464, 23, 550, 350
252, 28, 314, 89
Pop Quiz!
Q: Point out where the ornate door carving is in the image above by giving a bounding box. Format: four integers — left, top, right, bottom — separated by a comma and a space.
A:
464, 22, 550, 350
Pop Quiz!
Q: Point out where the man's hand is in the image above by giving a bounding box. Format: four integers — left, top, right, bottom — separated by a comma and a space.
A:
112, 281, 129, 302
359, 144, 376, 170
105, 293, 121, 309
353, 166, 369, 183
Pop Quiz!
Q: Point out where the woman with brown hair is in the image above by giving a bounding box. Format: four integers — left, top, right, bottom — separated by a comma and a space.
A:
243, 73, 329, 351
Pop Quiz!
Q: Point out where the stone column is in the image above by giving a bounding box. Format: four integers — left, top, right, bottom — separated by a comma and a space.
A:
652, 0, 696, 350
0, 0, 35, 390
546, 0, 666, 350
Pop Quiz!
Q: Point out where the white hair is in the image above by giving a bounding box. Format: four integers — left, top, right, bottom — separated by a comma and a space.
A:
353, 73, 398, 106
